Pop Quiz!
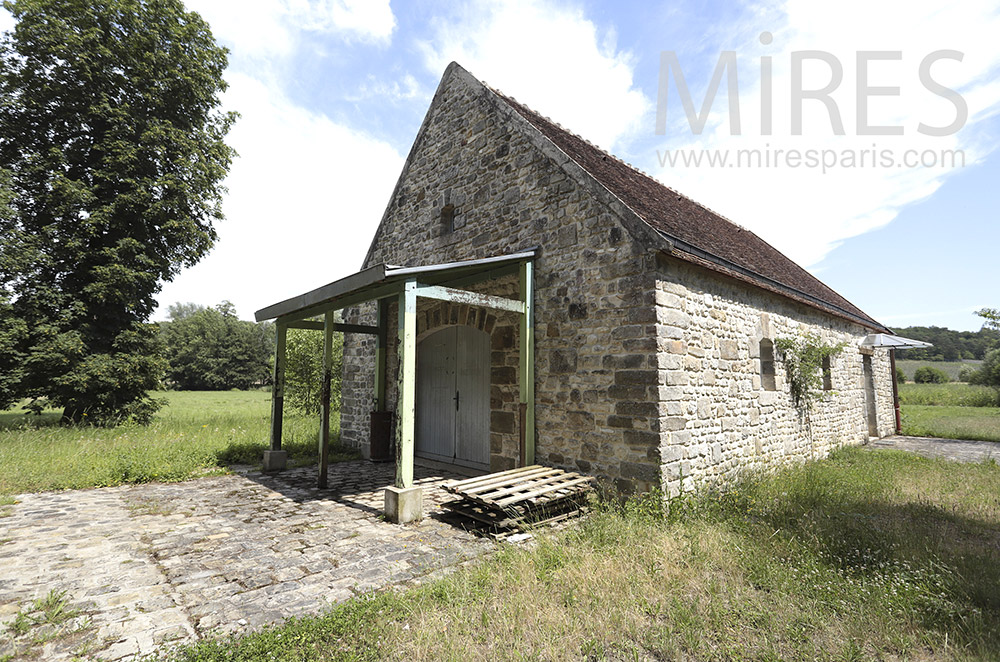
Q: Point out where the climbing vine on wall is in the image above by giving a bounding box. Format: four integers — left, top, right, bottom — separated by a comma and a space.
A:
774, 333, 847, 410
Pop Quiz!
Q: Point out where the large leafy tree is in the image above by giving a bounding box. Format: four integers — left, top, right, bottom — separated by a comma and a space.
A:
160, 301, 273, 391
0, 0, 235, 422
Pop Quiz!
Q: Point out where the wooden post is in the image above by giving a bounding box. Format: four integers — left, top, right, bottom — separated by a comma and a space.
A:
395, 280, 417, 488
270, 322, 287, 451
519, 260, 535, 465
318, 311, 334, 489
375, 299, 388, 411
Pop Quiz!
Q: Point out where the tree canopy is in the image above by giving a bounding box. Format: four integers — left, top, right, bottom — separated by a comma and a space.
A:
159, 302, 272, 391
0, 0, 235, 422
891, 325, 1000, 362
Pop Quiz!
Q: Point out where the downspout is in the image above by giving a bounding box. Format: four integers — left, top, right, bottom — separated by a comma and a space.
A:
889, 348, 901, 434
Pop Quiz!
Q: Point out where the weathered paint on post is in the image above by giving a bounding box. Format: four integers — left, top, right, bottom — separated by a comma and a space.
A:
319, 311, 335, 489
270, 322, 287, 451
395, 280, 417, 488
519, 260, 535, 465
375, 298, 388, 411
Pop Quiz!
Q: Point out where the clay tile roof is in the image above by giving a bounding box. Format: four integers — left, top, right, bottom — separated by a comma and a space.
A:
490, 89, 889, 333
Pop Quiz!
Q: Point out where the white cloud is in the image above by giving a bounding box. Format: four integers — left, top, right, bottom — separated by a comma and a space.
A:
417, 0, 649, 152
0, 7, 13, 33
155, 0, 402, 320
156, 73, 403, 318
189, 0, 394, 60
647, 0, 1000, 268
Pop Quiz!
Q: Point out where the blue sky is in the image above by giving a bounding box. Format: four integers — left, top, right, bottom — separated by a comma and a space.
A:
4, 1, 997, 331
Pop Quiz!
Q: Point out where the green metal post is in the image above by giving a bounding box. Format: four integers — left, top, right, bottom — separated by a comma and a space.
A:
395, 280, 417, 488
519, 260, 535, 465
375, 299, 388, 411
270, 322, 287, 451
319, 311, 334, 489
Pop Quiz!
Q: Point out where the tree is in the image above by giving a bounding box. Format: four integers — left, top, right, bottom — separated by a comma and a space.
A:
0, 0, 235, 423
284, 326, 343, 415
978, 308, 1000, 334
913, 366, 949, 384
160, 302, 272, 391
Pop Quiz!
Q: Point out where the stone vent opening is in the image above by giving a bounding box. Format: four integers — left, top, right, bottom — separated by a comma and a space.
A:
441, 204, 456, 234
760, 338, 776, 391
822, 355, 833, 391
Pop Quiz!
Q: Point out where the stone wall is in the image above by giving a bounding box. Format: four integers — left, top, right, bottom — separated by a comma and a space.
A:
340, 64, 895, 497
654, 255, 895, 496
341, 65, 666, 492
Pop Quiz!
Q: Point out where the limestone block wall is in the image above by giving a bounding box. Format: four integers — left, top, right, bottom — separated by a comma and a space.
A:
340, 66, 667, 492
654, 256, 895, 496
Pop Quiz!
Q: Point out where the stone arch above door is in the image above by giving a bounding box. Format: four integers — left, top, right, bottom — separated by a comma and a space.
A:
416, 301, 498, 341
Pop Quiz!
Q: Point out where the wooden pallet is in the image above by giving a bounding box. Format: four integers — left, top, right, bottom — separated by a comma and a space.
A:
441, 465, 594, 537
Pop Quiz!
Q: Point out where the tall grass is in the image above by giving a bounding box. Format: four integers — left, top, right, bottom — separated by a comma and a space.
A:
900, 383, 1000, 407
170, 448, 1000, 661
0, 391, 356, 495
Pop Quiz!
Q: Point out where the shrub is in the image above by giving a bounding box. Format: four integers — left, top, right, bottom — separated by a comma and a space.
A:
896, 366, 906, 384
958, 366, 978, 383
913, 366, 950, 384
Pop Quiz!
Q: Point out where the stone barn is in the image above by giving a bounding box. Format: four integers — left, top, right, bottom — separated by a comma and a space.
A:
256, 63, 907, 521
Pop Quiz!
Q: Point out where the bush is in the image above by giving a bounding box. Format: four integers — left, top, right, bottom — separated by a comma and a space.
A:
896, 366, 906, 384
977, 348, 1000, 390
913, 366, 950, 384
959, 366, 978, 383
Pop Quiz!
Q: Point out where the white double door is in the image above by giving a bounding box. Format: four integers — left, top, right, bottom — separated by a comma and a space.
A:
416, 325, 491, 469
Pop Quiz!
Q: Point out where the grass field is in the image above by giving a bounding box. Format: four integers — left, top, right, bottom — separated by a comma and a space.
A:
169, 447, 1000, 661
902, 405, 1000, 443
897, 359, 981, 382
898, 383, 1000, 442
899, 383, 1000, 408
0, 391, 356, 496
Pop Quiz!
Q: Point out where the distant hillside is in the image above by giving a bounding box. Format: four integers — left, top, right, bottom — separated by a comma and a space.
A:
892, 325, 999, 361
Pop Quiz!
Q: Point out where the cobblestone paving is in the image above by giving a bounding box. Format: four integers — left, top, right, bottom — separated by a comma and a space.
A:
0, 462, 494, 660
869, 434, 999, 463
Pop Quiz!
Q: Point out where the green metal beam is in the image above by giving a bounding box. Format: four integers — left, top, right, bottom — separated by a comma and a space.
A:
519, 261, 535, 465
414, 283, 525, 314
395, 280, 417, 488
286, 319, 379, 334
270, 323, 287, 451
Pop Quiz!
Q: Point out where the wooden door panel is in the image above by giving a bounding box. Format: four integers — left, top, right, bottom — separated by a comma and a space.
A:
416, 327, 456, 459
455, 326, 490, 467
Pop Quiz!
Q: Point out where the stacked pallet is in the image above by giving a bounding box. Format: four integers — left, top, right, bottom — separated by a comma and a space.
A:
440, 465, 594, 539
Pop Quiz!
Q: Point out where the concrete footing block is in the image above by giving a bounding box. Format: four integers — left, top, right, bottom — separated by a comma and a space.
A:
384, 486, 423, 524
262, 450, 287, 472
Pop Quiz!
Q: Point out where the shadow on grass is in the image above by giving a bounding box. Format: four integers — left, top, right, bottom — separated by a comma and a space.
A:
212, 436, 360, 468
0, 410, 62, 431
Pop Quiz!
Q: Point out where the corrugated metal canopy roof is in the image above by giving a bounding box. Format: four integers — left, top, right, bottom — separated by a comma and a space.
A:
255, 249, 537, 323
860, 334, 933, 349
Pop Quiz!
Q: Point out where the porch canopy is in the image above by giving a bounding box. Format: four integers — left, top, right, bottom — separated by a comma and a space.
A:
254, 249, 538, 502
859, 334, 933, 350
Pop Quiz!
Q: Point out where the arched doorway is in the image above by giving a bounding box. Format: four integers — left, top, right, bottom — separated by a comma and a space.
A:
416, 325, 490, 469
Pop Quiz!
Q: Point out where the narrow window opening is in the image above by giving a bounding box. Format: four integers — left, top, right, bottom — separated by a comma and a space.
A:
760, 338, 776, 391
441, 204, 456, 234
822, 355, 833, 391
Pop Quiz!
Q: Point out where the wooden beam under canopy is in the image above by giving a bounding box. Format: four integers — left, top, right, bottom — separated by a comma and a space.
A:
414, 284, 525, 314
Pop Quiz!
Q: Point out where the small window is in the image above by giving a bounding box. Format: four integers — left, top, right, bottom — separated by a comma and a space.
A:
822, 355, 833, 391
760, 338, 776, 391
441, 204, 456, 234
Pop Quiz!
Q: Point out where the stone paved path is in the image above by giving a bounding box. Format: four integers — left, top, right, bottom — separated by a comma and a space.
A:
869, 434, 999, 463
0, 462, 494, 660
